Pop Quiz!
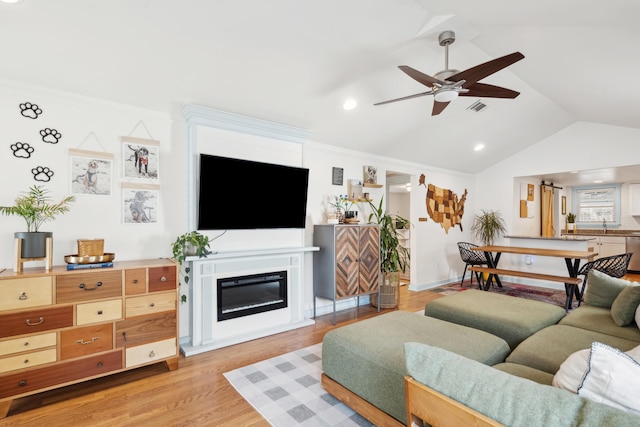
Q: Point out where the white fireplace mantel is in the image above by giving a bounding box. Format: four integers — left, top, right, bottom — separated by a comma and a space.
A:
180, 246, 318, 356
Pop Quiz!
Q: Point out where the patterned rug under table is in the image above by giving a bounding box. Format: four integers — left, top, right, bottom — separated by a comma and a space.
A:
224, 343, 374, 426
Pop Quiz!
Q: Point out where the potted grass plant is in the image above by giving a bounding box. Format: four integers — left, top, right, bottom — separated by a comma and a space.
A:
471, 209, 507, 247
368, 196, 411, 308
0, 185, 75, 258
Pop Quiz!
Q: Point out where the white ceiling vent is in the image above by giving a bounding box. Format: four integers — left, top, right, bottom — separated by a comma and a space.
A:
467, 100, 487, 112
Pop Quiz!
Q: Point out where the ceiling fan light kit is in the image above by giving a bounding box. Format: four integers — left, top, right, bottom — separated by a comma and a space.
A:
375, 30, 524, 116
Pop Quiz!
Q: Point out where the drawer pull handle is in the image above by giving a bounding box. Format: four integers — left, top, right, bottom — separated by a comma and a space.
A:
24, 359, 29, 364
25, 317, 44, 326
19, 292, 28, 300
97, 310, 103, 315
149, 350, 156, 358
133, 279, 139, 284
19, 380, 27, 387
97, 362, 103, 368
150, 303, 155, 308
77, 337, 99, 345
160, 276, 167, 282
79, 281, 103, 290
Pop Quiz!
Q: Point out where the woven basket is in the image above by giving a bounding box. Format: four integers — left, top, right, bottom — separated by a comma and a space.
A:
370, 272, 400, 308
77, 239, 104, 257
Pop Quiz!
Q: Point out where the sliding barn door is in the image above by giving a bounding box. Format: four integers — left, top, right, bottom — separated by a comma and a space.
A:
541, 185, 555, 237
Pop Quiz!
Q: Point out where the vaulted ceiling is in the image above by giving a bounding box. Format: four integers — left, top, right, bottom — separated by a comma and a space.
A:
1, 0, 638, 174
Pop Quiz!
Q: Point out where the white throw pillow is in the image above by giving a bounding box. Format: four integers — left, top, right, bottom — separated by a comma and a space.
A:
553, 343, 640, 394
552, 348, 590, 392
577, 342, 640, 415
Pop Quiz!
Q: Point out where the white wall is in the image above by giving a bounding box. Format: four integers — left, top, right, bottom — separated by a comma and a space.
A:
0, 82, 175, 266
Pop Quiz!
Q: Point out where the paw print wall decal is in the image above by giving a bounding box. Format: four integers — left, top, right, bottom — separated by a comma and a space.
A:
11, 142, 35, 158
40, 128, 62, 144
19, 102, 43, 119
32, 166, 54, 182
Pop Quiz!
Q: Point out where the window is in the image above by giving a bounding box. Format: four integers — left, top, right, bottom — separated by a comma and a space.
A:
574, 185, 620, 225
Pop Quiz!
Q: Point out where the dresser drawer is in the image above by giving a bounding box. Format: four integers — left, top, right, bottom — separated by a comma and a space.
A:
60, 323, 113, 360
116, 312, 176, 348
56, 270, 122, 304
76, 299, 123, 326
0, 348, 56, 374
125, 338, 177, 368
0, 306, 73, 339
0, 277, 53, 311
0, 350, 123, 399
125, 292, 176, 318
125, 268, 146, 295
0, 332, 56, 357
149, 266, 176, 293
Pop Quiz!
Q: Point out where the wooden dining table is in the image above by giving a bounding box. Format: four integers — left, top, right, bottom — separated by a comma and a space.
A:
471, 245, 598, 310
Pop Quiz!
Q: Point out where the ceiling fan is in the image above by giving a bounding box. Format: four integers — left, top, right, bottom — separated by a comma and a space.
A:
374, 31, 524, 116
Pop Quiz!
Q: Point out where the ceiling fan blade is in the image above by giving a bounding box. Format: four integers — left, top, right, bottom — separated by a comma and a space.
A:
398, 65, 446, 87
448, 52, 524, 87
374, 91, 433, 106
460, 82, 520, 99
432, 100, 450, 116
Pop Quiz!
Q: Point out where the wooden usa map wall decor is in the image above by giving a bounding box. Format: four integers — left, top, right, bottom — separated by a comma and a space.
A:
419, 173, 468, 233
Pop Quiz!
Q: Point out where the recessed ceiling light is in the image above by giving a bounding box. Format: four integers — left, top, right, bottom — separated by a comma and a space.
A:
343, 98, 357, 111
593, 180, 603, 183
1, 0, 23, 3
474, 144, 485, 152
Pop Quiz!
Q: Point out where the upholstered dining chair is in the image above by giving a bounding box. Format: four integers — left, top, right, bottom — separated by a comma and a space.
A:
457, 242, 489, 288
576, 252, 633, 306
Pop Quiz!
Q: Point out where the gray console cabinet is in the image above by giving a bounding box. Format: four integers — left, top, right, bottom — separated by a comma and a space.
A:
313, 224, 380, 323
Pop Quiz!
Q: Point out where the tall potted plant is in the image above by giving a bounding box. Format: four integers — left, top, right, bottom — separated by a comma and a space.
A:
0, 185, 75, 258
471, 209, 507, 246
368, 197, 410, 308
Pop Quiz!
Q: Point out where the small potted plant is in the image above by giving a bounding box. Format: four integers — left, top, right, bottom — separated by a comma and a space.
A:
0, 185, 75, 258
567, 212, 577, 233
171, 231, 212, 303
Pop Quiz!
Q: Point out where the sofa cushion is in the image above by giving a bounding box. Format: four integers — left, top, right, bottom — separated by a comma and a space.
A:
404, 342, 640, 427
492, 362, 554, 385
559, 305, 640, 342
423, 289, 566, 349
578, 342, 640, 415
611, 285, 640, 326
322, 311, 510, 424
506, 324, 640, 374
584, 269, 633, 308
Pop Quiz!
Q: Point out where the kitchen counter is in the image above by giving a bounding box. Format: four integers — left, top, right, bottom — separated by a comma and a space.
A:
560, 230, 640, 238
506, 235, 596, 241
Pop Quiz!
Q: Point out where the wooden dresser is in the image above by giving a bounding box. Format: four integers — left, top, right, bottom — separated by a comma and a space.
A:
0, 258, 179, 418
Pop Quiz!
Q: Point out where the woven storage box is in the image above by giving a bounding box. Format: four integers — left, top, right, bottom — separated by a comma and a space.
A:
370, 272, 400, 308
77, 239, 104, 257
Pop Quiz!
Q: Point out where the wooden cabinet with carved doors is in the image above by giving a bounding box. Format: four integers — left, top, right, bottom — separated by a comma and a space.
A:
313, 224, 380, 323
0, 258, 178, 419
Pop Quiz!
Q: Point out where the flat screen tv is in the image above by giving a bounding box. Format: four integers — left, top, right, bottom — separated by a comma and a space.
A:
198, 154, 309, 230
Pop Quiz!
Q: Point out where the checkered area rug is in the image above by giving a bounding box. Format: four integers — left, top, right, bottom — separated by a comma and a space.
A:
224, 343, 374, 426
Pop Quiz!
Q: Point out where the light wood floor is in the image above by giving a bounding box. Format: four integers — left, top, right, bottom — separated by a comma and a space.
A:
1, 285, 441, 427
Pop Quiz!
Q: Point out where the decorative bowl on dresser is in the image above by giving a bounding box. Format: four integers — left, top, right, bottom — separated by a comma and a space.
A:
0, 258, 179, 418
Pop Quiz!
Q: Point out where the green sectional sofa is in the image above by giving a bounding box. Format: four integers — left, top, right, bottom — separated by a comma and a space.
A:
321, 271, 640, 426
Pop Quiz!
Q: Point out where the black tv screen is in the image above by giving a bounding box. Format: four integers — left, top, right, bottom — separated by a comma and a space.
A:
198, 154, 309, 230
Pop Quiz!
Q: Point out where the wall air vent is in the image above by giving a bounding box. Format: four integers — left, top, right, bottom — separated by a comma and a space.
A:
466, 100, 487, 112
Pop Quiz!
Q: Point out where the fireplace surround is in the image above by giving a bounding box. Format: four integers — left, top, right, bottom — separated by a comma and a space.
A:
180, 247, 318, 356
